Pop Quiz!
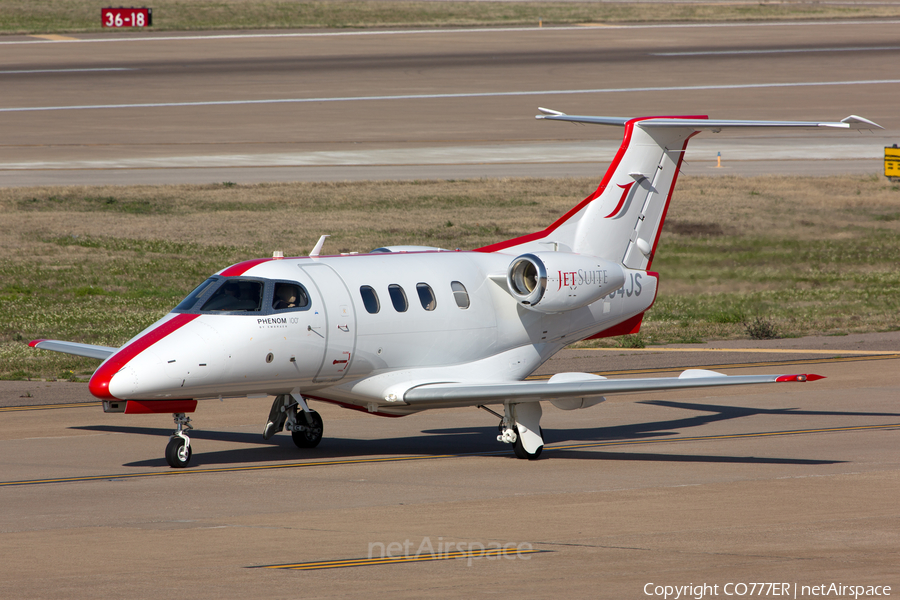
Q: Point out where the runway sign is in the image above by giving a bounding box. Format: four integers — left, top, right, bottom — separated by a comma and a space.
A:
886, 146, 900, 179
102, 7, 152, 28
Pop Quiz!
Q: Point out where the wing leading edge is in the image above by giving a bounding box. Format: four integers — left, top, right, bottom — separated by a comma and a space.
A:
402, 370, 824, 407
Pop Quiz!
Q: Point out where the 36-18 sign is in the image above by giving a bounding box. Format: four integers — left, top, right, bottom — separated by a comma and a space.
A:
102, 7, 152, 28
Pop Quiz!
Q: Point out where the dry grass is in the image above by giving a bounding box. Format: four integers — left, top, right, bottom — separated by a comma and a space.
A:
2, 174, 899, 378
2, 0, 900, 34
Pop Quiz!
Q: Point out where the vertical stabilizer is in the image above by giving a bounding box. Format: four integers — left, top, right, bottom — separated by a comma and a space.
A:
477, 115, 701, 269
572, 120, 699, 268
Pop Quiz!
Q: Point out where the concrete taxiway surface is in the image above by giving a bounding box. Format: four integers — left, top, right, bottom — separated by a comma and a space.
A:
2, 334, 898, 598
2, 20, 898, 186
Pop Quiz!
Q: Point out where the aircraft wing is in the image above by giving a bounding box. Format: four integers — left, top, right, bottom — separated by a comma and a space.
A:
402, 370, 823, 407
29, 339, 118, 360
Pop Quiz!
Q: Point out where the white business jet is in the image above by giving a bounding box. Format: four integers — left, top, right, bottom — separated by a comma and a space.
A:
31, 109, 881, 467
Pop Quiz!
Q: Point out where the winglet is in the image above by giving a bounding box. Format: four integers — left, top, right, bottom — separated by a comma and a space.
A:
841, 115, 884, 131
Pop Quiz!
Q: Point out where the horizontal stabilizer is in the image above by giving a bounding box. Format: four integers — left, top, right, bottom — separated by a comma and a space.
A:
536, 109, 883, 131
29, 339, 117, 360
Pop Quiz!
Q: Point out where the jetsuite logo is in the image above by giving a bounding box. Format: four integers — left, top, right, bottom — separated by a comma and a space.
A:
557, 268, 613, 291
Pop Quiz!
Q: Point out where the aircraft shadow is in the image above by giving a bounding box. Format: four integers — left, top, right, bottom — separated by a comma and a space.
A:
69, 397, 888, 468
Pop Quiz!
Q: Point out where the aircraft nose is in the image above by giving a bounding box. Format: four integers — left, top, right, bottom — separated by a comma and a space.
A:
88, 314, 201, 401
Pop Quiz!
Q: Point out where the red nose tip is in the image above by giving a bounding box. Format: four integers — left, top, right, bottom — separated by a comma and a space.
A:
89, 367, 116, 399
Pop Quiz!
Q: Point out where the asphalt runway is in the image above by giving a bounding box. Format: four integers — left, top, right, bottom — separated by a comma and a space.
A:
1, 20, 898, 186
1, 335, 899, 599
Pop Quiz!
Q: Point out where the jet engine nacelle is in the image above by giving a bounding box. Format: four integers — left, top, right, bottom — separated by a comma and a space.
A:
506, 252, 626, 313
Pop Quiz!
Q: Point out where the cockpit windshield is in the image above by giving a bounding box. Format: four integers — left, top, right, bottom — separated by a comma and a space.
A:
174, 278, 219, 311
201, 279, 264, 312
173, 277, 311, 314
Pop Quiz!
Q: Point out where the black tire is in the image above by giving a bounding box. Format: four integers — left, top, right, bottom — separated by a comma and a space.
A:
512, 427, 543, 460
291, 411, 323, 448
165, 436, 192, 468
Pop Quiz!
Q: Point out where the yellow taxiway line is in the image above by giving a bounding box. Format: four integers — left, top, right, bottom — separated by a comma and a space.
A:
29, 34, 80, 41
2, 423, 896, 488
257, 547, 549, 570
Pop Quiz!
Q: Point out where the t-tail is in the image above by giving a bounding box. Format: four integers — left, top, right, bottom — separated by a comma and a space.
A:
477, 109, 882, 270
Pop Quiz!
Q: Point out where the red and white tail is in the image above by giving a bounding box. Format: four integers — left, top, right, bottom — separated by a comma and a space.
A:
478, 109, 881, 269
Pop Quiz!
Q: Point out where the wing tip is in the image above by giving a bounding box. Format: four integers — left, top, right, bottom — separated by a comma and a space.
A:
28, 339, 46, 348
776, 374, 826, 383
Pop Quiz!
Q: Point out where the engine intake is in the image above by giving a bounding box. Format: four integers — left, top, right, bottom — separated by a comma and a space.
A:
506, 252, 625, 313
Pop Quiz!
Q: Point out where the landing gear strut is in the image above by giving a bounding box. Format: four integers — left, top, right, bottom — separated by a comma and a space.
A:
481, 402, 545, 460
165, 412, 193, 468
264, 393, 324, 448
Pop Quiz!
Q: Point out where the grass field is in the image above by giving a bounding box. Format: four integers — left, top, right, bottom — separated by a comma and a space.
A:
2, 174, 899, 380
3, 0, 900, 35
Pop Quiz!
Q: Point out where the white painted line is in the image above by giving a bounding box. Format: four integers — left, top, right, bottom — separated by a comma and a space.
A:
0, 139, 883, 171
0, 68, 135, 74
654, 46, 900, 56
2, 79, 898, 113
0, 19, 898, 45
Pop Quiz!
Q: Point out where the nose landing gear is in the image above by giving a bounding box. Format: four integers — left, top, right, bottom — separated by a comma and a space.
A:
165, 413, 193, 468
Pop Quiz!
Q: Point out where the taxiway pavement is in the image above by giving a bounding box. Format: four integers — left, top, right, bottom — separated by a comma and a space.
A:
1, 334, 898, 598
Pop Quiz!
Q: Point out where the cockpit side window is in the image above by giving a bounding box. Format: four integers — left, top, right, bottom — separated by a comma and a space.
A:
201, 279, 264, 312
272, 282, 310, 311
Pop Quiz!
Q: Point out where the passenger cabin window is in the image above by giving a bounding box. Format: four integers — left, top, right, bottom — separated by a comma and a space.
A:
201, 279, 263, 312
272, 282, 309, 311
388, 284, 408, 312
451, 281, 470, 309
416, 283, 436, 311
360, 286, 380, 314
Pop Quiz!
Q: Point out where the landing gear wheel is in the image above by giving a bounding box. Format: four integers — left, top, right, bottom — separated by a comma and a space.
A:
165, 436, 192, 468
513, 427, 544, 460
291, 411, 323, 448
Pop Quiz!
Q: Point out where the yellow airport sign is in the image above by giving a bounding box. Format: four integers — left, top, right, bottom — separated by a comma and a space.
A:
887, 146, 900, 178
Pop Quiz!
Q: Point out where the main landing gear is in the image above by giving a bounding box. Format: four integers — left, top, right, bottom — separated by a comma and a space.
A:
264, 393, 324, 449
482, 402, 545, 460
165, 412, 193, 468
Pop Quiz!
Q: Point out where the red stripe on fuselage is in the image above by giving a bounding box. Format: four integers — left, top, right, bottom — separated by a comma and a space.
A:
220, 258, 274, 276
88, 313, 201, 400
